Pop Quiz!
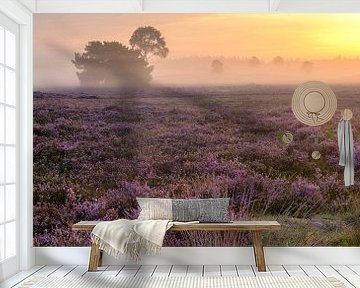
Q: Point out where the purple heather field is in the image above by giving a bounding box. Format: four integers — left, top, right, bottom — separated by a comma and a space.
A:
33, 85, 360, 247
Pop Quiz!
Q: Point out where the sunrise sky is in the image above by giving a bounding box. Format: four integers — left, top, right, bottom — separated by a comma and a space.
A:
34, 14, 360, 87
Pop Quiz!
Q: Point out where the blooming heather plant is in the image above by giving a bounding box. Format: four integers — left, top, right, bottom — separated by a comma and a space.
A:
33, 86, 360, 247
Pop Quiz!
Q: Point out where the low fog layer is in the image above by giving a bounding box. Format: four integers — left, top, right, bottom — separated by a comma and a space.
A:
35, 56, 360, 88
153, 57, 360, 86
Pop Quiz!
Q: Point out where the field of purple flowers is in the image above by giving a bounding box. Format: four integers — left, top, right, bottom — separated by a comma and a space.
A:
33, 85, 360, 247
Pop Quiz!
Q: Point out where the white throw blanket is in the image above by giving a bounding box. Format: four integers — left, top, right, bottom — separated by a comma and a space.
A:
338, 119, 354, 186
91, 219, 173, 261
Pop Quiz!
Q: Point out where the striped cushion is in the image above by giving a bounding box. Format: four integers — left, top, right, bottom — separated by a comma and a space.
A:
137, 198, 173, 220
137, 198, 230, 223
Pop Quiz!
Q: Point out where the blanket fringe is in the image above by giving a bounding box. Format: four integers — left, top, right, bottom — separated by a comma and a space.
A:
327, 277, 347, 288
91, 230, 162, 262
125, 229, 162, 261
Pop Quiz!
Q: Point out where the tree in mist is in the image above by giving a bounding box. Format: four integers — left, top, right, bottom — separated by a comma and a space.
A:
302, 61, 313, 74
129, 26, 169, 61
72, 41, 153, 88
249, 56, 261, 67
273, 56, 284, 66
211, 59, 223, 74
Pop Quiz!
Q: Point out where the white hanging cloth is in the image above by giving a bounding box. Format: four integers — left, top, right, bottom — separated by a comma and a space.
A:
337, 119, 354, 186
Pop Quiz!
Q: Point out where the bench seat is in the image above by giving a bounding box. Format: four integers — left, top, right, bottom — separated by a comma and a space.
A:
72, 220, 281, 273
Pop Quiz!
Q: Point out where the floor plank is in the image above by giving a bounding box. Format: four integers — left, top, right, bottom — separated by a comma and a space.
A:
268, 265, 289, 277
169, 265, 187, 277
187, 266, 203, 277
300, 265, 324, 277
101, 265, 124, 277
283, 265, 307, 277
11, 267, 61, 288
117, 265, 140, 277
252, 265, 272, 277
49, 266, 76, 277
316, 265, 353, 288
152, 265, 172, 277
349, 266, 360, 288
332, 266, 360, 288
204, 265, 221, 277
136, 265, 156, 277
1, 264, 358, 287
349, 266, 360, 276
82, 265, 108, 278
0, 266, 45, 288
236, 265, 255, 277
221, 265, 238, 277
66, 265, 88, 277
32, 266, 61, 277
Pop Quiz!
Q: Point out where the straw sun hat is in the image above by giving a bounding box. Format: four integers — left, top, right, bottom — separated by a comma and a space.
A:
292, 81, 337, 126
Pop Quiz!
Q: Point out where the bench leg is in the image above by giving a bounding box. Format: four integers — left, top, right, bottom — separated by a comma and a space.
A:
252, 245, 258, 267
88, 242, 102, 272
252, 231, 266, 272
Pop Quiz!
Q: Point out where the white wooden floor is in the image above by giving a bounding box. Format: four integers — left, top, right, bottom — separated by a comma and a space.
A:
2, 265, 360, 288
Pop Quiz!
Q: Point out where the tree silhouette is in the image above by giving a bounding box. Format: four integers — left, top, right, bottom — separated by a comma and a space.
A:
211, 59, 223, 74
273, 56, 284, 66
129, 26, 169, 61
249, 56, 261, 67
302, 61, 313, 74
72, 41, 153, 88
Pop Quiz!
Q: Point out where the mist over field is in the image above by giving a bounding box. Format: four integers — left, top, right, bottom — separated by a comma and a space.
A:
152, 57, 360, 86
34, 56, 360, 88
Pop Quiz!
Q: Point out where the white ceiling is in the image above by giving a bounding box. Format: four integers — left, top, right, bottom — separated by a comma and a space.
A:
16, 0, 360, 13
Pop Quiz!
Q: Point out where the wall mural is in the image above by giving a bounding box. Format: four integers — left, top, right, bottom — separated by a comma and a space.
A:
34, 14, 360, 247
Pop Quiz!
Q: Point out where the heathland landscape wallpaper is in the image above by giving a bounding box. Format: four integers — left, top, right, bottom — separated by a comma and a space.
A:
34, 14, 360, 247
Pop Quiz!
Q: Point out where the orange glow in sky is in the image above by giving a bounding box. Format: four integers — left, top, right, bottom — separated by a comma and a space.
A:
35, 14, 360, 59
34, 14, 360, 87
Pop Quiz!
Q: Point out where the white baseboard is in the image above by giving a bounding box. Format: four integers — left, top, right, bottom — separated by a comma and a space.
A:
35, 247, 360, 266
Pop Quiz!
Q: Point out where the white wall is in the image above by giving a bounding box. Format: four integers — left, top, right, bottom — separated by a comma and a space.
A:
36, 247, 360, 266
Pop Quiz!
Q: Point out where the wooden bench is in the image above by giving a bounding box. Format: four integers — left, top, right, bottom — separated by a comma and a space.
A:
72, 220, 281, 273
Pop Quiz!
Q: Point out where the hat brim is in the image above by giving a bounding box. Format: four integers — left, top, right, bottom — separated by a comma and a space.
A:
292, 81, 337, 127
